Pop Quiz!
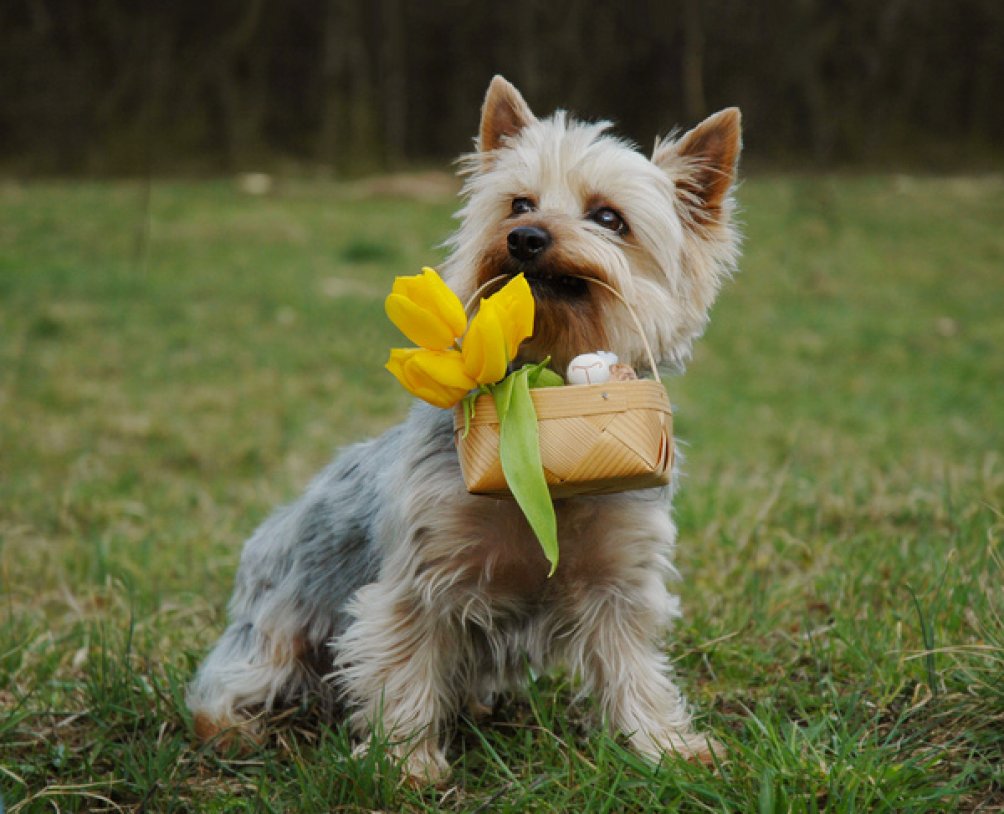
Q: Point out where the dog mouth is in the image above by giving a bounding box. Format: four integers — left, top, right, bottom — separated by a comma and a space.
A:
522, 269, 591, 300
490, 260, 593, 302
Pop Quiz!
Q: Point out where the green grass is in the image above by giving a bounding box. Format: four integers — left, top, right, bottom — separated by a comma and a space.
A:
1, 172, 1002, 812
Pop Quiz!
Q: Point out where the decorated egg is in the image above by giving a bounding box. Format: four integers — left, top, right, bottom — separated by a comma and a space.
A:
566, 353, 613, 385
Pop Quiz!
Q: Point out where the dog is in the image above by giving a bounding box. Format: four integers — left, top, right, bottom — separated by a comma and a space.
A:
187, 75, 741, 784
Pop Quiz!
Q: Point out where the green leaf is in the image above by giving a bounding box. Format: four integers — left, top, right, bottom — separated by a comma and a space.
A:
493, 373, 515, 424
491, 369, 559, 576
521, 357, 563, 389
461, 393, 476, 439
530, 367, 564, 388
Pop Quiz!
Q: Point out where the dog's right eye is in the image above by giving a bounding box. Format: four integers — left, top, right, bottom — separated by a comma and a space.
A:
591, 206, 628, 235
511, 197, 536, 215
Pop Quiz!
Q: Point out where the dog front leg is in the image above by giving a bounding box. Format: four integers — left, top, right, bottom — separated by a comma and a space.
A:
572, 572, 719, 765
334, 581, 461, 785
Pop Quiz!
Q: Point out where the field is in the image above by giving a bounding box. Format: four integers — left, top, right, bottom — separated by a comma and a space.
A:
1, 173, 1002, 812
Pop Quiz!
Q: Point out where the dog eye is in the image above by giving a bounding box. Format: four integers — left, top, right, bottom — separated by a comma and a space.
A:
511, 197, 536, 215
591, 207, 627, 235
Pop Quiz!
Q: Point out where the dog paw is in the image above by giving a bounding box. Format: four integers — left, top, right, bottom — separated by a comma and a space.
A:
399, 742, 451, 788
192, 711, 264, 753
631, 729, 724, 768
353, 737, 450, 788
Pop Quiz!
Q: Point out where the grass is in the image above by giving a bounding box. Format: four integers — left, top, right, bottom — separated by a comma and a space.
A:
1, 172, 1002, 812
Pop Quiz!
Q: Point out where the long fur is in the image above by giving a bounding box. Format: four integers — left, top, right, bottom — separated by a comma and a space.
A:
188, 76, 741, 783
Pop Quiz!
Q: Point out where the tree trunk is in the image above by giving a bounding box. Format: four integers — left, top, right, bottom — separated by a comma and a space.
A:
681, 0, 706, 122
379, 0, 406, 167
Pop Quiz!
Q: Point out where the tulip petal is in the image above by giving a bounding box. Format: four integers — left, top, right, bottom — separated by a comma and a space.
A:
386, 267, 468, 350
386, 347, 474, 408
386, 293, 458, 350
410, 348, 477, 389
415, 267, 468, 339
408, 381, 466, 409
487, 273, 535, 358
463, 299, 509, 385
385, 347, 420, 392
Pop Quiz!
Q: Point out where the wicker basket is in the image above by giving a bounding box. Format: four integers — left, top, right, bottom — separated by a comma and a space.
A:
452, 275, 673, 499
453, 379, 673, 498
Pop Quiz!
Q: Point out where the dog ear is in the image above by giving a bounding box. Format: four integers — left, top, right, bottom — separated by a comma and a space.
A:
653, 108, 741, 225
479, 75, 537, 152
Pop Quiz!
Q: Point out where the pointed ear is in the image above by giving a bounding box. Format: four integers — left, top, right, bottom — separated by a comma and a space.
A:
479, 75, 537, 152
653, 107, 741, 224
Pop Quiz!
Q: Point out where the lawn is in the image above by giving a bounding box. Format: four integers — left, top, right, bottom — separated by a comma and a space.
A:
1, 173, 1002, 812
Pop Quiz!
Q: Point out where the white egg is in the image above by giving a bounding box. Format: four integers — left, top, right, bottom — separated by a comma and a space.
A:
566, 353, 612, 385
596, 351, 619, 366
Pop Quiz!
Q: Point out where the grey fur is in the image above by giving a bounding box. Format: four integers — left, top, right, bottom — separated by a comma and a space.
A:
187, 405, 456, 717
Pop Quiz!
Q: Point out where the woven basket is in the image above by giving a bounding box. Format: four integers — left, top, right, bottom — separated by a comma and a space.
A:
452, 276, 673, 498
453, 379, 673, 498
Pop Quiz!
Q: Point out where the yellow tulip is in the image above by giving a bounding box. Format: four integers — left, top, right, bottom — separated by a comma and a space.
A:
385, 267, 468, 351
487, 273, 535, 359
385, 347, 475, 409
384, 268, 537, 406
462, 297, 510, 385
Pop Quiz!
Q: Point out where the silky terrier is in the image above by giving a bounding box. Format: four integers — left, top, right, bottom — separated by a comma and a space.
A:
188, 75, 741, 783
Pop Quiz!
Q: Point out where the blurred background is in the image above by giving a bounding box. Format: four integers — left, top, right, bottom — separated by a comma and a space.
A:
3, 0, 1003, 176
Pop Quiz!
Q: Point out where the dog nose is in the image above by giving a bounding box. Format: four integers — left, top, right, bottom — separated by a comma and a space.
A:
507, 226, 551, 262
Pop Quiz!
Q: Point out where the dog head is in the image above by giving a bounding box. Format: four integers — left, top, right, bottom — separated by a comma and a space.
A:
442, 76, 741, 373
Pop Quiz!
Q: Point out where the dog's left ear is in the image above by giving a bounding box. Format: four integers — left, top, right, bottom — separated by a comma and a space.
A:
653, 108, 741, 225
479, 75, 537, 153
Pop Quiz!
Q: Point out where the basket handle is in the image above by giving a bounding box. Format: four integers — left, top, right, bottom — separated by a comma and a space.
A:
463, 274, 662, 383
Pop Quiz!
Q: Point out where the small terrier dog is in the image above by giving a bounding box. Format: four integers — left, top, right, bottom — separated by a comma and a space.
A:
188, 76, 741, 783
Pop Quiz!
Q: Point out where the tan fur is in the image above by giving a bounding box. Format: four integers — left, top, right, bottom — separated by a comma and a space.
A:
188, 75, 740, 785
333, 479, 708, 780
193, 710, 263, 751
479, 75, 538, 154
656, 107, 741, 226
471, 216, 616, 373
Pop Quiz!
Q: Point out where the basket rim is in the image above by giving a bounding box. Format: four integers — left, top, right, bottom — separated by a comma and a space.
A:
453, 378, 671, 429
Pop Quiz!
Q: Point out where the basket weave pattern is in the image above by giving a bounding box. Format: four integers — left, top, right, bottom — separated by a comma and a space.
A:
453, 379, 673, 498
